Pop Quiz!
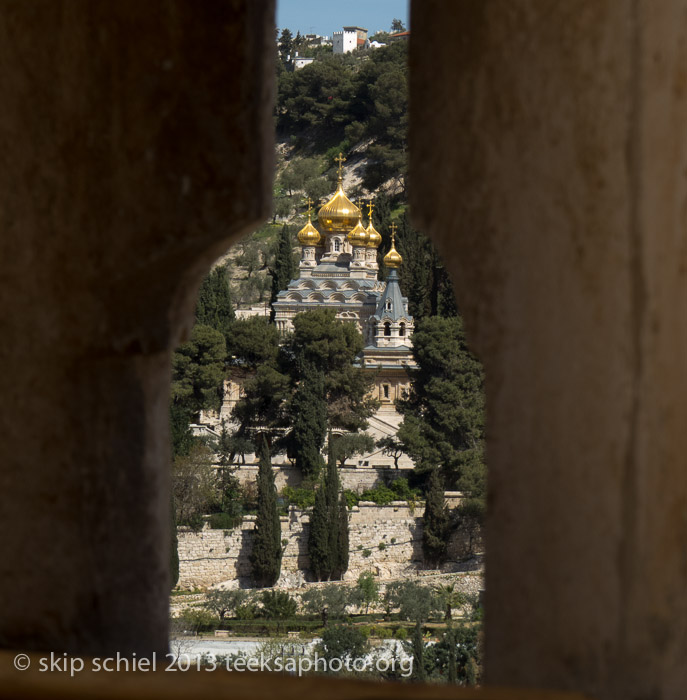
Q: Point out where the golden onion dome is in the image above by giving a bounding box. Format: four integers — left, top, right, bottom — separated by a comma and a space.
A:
297, 219, 321, 246
317, 153, 361, 232
383, 223, 403, 268
347, 220, 368, 247
366, 222, 382, 248
317, 182, 361, 231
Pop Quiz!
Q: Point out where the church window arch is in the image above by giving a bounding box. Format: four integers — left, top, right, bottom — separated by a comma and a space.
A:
400, 322, 406, 337
333, 238, 341, 252
384, 322, 391, 337
385, 298, 392, 311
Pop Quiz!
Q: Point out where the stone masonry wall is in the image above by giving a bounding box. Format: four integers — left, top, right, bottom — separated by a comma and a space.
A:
177, 501, 480, 590
227, 463, 410, 492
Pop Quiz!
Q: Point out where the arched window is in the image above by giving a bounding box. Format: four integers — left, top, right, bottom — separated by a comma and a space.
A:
385, 298, 392, 311
334, 238, 341, 252
399, 322, 406, 337
384, 322, 391, 337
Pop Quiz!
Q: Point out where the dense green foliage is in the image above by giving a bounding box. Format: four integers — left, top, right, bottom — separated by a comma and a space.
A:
422, 468, 450, 566
250, 438, 282, 587
397, 316, 486, 497
269, 225, 297, 321
308, 438, 349, 581
317, 623, 369, 663
171, 324, 226, 418
356, 571, 379, 614
232, 310, 377, 472
196, 264, 235, 345
277, 42, 408, 193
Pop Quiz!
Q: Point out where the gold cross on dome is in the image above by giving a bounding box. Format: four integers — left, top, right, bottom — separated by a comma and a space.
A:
367, 200, 375, 219
390, 221, 398, 244
335, 152, 346, 181
305, 197, 313, 220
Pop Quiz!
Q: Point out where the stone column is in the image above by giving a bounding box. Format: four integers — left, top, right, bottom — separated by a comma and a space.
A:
0, 0, 275, 656
410, 2, 687, 698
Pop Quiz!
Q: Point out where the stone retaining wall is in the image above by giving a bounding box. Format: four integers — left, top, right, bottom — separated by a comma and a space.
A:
177, 501, 481, 590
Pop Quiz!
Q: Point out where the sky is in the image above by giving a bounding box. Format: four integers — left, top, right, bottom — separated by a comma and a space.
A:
276, 0, 409, 38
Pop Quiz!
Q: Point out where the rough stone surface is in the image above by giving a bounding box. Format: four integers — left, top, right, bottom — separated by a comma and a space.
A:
410, 2, 687, 699
0, 1, 275, 656
177, 503, 481, 590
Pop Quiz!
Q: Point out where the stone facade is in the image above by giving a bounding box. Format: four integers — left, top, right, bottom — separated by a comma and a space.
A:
177, 500, 478, 590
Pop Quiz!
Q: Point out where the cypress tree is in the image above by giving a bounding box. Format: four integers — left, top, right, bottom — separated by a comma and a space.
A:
250, 437, 282, 587
269, 225, 296, 321
422, 467, 449, 567
325, 437, 340, 578
412, 620, 426, 682
336, 491, 349, 579
308, 480, 330, 581
308, 435, 348, 581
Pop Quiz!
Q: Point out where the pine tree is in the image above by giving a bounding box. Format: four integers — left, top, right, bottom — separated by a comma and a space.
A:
250, 437, 282, 587
196, 264, 234, 343
422, 467, 449, 567
269, 225, 296, 321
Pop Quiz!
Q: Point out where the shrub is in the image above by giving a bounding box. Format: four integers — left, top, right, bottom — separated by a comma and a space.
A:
394, 626, 408, 640
260, 590, 298, 620
317, 623, 369, 663
235, 603, 259, 620
359, 485, 396, 505
378, 542, 386, 551
282, 486, 316, 510
208, 512, 242, 530
362, 549, 372, 558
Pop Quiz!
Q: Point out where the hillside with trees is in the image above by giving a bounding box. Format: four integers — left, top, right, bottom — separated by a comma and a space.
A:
170, 27, 486, 578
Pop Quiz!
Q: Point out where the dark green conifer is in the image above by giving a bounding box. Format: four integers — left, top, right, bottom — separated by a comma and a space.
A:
288, 361, 327, 478
269, 225, 296, 321
250, 437, 282, 587
308, 480, 330, 582
422, 467, 449, 567
196, 264, 234, 343
308, 435, 349, 581
336, 491, 350, 578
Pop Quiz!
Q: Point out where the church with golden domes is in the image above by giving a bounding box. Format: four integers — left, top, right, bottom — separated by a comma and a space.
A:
272, 154, 416, 422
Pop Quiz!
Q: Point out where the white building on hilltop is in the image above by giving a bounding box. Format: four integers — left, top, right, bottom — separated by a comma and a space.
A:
333, 26, 368, 54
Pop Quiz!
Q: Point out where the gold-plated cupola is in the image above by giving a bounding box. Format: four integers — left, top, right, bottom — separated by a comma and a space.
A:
365, 201, 382, 248
383, 222, 403, 269
317, 153, 361, 232
297, 198, 321, 246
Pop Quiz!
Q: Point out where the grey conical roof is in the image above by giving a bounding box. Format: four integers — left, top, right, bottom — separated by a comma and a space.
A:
373, 269, 409, 321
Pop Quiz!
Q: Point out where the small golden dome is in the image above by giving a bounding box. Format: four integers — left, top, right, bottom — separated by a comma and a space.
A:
383, 223, 403, 268
366, 222, 382, 248
365, 201, 382, 248
297, 220, 321, 246
347, 220, 368, 247
317, 153, 361, 232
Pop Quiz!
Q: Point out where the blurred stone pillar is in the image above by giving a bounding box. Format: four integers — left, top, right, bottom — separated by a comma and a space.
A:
0, 1, 275, 656
410, 2, 687, 698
